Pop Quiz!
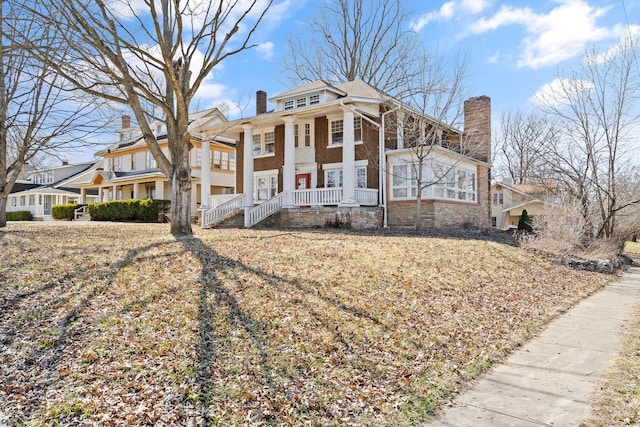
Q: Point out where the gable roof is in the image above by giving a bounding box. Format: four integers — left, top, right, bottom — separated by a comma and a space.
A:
334, 80, 382, 100
270, 80, 344, 101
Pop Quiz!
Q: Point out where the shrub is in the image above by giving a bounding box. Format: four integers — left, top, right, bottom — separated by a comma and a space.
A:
518, 209, 533, 232
52, 204, 79, 220
87, 199, 170, 222
6, 211, 33, 221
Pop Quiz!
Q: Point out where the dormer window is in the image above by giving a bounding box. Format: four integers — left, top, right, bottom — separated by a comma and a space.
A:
284, 100, 294, 110
309, 94, 320, 105
296, 98, 307, 108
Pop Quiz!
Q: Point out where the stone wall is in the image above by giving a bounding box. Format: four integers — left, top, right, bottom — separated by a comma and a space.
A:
261, 206, 383, 229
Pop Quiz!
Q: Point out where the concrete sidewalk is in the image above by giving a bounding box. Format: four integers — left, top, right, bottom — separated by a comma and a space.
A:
428, 266, 640, 427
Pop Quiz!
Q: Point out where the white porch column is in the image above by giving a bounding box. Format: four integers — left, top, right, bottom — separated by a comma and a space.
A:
155, 179, 165, 199
112, 185, 117, 200
133, 182, 139, 199
340, 108, 357, 206
200, 140, 211, 209
242, 125, 255, 209
80, 188, 86, 204
283, 117, 296, 207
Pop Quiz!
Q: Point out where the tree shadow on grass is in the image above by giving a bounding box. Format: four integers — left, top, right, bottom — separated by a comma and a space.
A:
0, 239, 176, 423
179, 235, 389, 425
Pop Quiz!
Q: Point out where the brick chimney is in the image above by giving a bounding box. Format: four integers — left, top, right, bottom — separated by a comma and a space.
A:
463, 96, 491, 163
256, 90, 267, 115
121, 115, 131, 129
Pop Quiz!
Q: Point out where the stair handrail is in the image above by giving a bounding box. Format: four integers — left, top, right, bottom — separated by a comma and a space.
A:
73, 205, 88, 220
245, 192, 287, 228
201, 194, 245, 228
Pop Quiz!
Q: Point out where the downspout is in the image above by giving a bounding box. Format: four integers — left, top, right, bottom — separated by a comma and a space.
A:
380, 106, 400, 228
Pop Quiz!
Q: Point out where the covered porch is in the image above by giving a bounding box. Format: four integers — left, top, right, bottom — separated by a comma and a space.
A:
203, 186, 378, 229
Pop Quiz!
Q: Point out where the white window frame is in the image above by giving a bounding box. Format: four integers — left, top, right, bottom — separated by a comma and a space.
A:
252, 128, 276, 157
213, 150, 221, 169
323, 161, 368, 189
221, 152, 229, 170
254, 169, 279, 202
330, 119, 343, 145
193, 147, 202, 167
295, 121, 314, 148
230, 153, 236, 171
309, 94, 320, 105
390, 161, 476, 203
433, 163, 477, 203
328, 116, 363, 147
284, 100, 294, 110
354, 116, 362, 142
145, 151, 157, 169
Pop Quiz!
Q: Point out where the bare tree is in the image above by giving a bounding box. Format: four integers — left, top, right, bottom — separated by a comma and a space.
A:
386, 51, 484, 231
1, 0, 108, 228
283, 0, 420, 96
494, 109, 557, 184
16, 0, 273, 235
536, 31, 640, 239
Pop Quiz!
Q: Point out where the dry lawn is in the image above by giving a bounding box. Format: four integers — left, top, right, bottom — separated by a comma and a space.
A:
0, 222, 611, 426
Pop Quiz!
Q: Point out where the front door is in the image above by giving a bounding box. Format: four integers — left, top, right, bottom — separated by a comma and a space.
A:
296, 173, 311, 190
296, 173, 311, 207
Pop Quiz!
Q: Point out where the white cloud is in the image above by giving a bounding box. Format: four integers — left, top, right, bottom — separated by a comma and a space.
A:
410, 0, 490, 32
529, 77, 594, 106
471, 0, 618, 69
256, 41, 275, 60
586, 24, 640, 65
487, 51, 502, 63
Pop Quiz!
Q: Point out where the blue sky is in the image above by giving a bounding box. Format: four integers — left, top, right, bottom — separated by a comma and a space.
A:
71, 0, 639, 163
203, 0, 638, 116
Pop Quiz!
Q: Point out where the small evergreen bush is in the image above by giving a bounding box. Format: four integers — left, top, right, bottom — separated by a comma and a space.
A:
6, 211, 33, 221
518, 209, 533, 232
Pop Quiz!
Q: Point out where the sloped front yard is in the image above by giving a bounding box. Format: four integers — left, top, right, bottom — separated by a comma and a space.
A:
0, 223, 610, 426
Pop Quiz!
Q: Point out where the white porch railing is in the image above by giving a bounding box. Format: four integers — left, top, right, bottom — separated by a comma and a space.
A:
201, 194, 244, 229
246, 192, 286, 228
292, 187, 379, 207
355, 188, 379, 206
201, 188, 380, 229
292, 188, 342, 206
208, 194, 239, 209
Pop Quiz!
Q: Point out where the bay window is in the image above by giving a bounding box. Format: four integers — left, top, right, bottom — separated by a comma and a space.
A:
391, 162, 477, 202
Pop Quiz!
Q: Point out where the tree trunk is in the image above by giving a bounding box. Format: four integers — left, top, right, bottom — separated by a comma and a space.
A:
170, 164, 193, 235
0, 194, 7, 228
415, 193, 422, 232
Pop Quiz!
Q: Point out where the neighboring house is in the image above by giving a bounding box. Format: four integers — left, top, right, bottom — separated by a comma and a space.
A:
7, 161, 101, 220
77, 108, 236, 214
490, 179, 557, 230
205, 80, 491, 229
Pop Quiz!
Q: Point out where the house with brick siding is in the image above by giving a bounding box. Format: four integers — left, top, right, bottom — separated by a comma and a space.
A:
203, 80, 491, 229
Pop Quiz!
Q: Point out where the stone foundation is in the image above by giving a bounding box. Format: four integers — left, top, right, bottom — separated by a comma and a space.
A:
259, 206, 383, 229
